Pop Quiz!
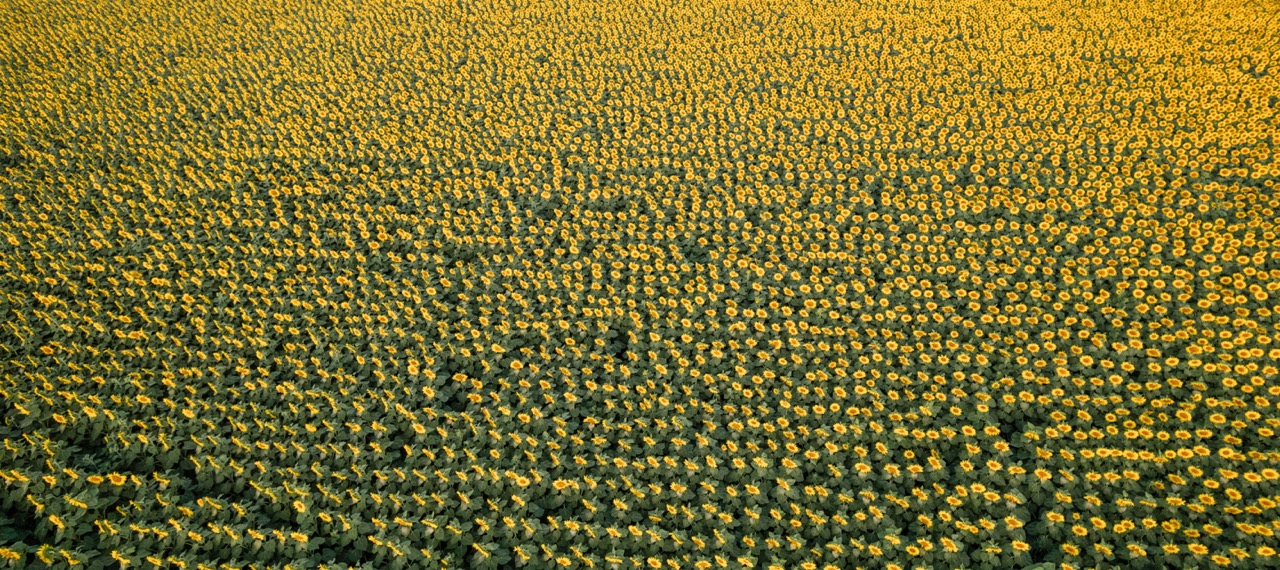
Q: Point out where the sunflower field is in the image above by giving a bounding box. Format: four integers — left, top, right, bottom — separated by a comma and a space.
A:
1, 0, 1279, 568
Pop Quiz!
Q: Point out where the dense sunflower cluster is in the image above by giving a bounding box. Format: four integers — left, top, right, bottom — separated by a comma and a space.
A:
2, 0, 1280, 568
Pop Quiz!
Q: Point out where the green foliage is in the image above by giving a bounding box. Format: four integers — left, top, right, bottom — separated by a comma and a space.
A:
2, 0, 1280, 568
